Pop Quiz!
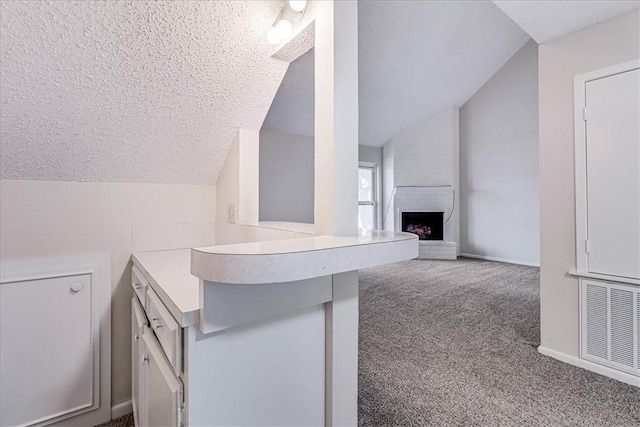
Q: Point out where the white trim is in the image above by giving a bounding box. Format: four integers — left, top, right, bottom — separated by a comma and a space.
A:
0, 254, 112, 427
459, 253, 540, 267
111, 400, 133, 420
573, 59, 640, 275
569, 270, 640, 286
538, 346, 640, 388
358, 162, 379, 229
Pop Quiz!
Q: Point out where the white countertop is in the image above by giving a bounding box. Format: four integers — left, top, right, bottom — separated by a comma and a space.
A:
132, 249, 199, 327
191, 231, 418, 284
133, 231, 418, 327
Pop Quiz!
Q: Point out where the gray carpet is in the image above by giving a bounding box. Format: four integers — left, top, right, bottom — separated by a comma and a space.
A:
99, 257, 639, 427
358, 258, 639, 426
96, 412, 134, 427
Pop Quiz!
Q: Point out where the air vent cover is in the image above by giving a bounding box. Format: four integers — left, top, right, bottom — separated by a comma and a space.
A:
581, 279, 639, 376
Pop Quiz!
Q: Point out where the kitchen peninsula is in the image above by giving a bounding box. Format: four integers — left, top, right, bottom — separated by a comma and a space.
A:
131, 231, 418, 426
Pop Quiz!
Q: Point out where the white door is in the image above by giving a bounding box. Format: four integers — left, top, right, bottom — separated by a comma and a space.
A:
131, 297, 146, 427
142, 331, 183, 427
585, 68, 640, 279
0, 274, 95, 426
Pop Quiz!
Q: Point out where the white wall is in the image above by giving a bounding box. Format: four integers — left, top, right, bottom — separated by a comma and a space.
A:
216, 129, 259, 230
259, 129, 314, 224
314, 0, 359, 237
382, 108, 460, 246
459, 40, 540, 266
0, 179, 216, 405
538, 9, 639, 357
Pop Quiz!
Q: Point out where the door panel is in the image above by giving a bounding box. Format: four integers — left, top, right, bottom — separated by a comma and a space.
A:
586, 69, 640, 279
132, 297, 146, 427
142, 331, 182, 427
0, 274, 94, 426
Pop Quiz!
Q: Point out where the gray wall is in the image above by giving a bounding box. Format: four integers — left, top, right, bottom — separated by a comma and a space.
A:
459, 39, 540, 265
258, 135, 384, 226
358, 145, 382, 166
259, 129, 314, 223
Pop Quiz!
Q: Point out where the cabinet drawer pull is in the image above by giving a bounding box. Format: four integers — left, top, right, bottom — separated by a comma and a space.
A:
134, 283, 143, 290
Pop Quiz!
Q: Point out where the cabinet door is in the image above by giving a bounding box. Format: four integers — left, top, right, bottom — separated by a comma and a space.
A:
132, 297, 146, 427
0, 274, 95, 426
142, 331, 183, 427
585, 68, 640, 279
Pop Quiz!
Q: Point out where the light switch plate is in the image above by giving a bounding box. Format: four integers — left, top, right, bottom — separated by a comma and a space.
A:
227, 205, 236, 223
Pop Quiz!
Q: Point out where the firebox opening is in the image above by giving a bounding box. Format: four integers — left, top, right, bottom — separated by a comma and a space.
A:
402, 212, 444, 240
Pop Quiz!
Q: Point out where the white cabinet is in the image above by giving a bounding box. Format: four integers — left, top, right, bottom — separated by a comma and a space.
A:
575, 61, 640, 280
132, 282, 183, 427
131, 296, 146, 426
143, 331, 184, 427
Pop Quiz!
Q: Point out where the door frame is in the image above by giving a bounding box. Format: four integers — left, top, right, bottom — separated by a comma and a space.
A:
573, 59, 640, 273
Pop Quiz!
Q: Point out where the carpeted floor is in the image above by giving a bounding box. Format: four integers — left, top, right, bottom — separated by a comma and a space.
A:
358, 258, 639, 426
99, 257, 639, 427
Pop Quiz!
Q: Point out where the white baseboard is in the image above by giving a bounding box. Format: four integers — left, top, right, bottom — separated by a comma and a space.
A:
537, 346, 639, 388
459, 253, 540, 267
111, 400, 133, 419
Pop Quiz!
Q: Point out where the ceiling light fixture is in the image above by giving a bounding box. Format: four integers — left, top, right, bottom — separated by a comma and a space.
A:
288, 0, 307, 12
267, 26, 282, 46
267, 19, 292, 46
275, 19, 292, 39
267, 1, 305, 47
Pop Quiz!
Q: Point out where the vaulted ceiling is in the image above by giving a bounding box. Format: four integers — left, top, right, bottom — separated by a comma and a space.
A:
358, 0, 530, 147
493, 0, 640, 44
264, 0, 639, 147
262, 1, 530, 146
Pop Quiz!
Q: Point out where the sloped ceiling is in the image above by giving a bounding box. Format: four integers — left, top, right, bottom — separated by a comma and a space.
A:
0, 1, 287, 184
493, 1, 640, 44
264, 1, 640, 147
262, 48, 314, 136
262, 1, 530, 147
359, 1, 530, 148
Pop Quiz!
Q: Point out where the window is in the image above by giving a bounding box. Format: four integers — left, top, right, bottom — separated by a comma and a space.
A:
358, 163, 377, 229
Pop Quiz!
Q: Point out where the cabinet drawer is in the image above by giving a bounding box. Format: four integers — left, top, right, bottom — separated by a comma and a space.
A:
146, 287, 181, 374
131, 266, 148, 309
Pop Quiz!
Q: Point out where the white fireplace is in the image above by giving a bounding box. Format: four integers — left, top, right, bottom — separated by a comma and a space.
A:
391, 186, 457, 260
381, 107, 460, 259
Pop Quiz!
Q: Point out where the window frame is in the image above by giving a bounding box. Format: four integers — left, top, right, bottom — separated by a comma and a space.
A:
358, 162, 378, 229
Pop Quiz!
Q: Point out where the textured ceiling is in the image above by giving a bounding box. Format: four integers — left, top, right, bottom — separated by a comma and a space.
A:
0, 1, 287, 184
262, 48, 314, 136
493, 1, 640, 44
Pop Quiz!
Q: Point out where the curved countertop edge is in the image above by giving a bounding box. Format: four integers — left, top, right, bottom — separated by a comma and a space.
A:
191, 231, 419, 285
